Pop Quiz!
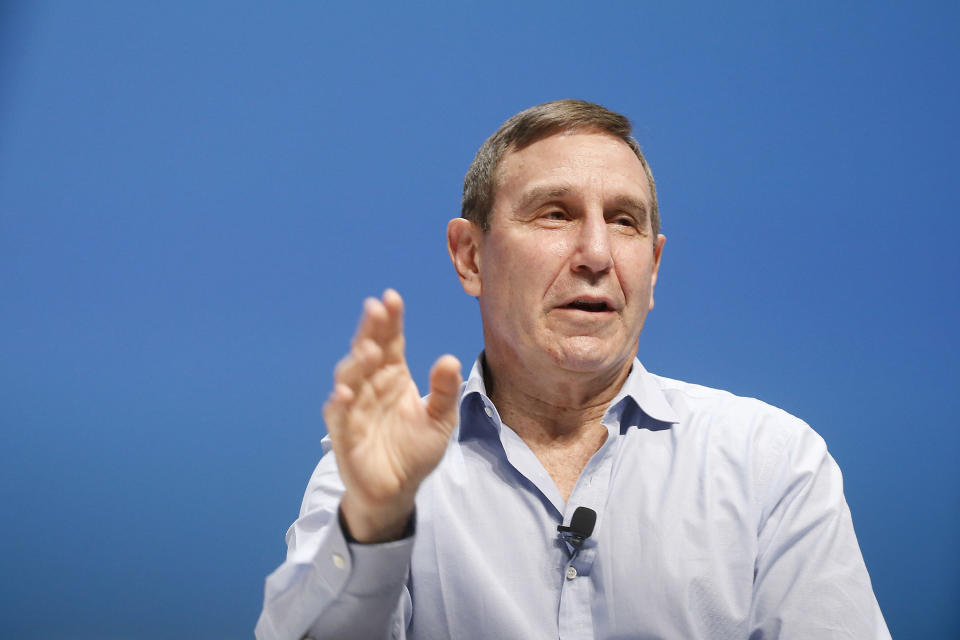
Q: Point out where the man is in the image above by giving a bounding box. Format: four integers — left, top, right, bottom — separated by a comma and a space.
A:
256, 100, 889, 639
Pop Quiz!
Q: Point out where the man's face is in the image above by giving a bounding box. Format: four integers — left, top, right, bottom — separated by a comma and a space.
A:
473, 131, 665, 379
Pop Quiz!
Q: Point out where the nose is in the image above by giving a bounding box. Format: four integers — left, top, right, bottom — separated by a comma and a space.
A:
572, 213, 613, 275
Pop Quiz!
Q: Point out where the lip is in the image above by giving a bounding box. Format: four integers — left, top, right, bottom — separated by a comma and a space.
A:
556, 295, 620, 313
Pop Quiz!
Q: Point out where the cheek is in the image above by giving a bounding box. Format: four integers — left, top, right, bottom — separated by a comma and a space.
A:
507, 235, 569, 282
614, 255, 654, 301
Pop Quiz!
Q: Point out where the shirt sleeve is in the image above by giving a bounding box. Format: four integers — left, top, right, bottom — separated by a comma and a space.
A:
749, 418, 891, 639
255, 445, 414, 640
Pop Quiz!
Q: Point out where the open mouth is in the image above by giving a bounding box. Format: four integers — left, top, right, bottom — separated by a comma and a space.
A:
563, 299, 613, 312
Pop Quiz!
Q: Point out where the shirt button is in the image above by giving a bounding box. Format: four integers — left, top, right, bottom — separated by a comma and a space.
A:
484, 406, 493, 418
566, 566, 578, 580
332, 552, 346, 569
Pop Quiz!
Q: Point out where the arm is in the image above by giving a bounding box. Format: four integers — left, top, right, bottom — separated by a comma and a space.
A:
749, 421, 890, 639
256, 290, 462, 640
254, 446, 416, 640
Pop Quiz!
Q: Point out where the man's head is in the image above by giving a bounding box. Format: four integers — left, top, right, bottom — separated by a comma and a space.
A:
461, 99, 660, 241
448, 101, 665, 387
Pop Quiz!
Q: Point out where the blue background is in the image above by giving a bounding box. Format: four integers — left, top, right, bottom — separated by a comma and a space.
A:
1, 2, 957, 637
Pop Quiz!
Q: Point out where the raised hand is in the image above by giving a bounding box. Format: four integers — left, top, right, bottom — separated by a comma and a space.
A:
323, 289, 462, 543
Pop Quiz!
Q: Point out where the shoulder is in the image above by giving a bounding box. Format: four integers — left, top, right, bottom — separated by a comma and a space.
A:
644, 373, 829, 492
651, 373, 818, 443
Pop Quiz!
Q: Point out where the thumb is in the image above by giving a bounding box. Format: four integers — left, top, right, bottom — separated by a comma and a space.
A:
425, 354, 462, 430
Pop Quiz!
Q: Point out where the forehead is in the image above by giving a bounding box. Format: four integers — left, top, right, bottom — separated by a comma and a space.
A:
493, 131, 651, 208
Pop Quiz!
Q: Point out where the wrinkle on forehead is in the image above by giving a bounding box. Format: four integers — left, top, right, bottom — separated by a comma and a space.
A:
492, 132, 653, 230
506, 134, 648, 186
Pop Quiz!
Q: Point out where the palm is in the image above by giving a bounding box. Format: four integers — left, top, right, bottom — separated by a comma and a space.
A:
335, 360, 454, 504
323, 290, 462, 536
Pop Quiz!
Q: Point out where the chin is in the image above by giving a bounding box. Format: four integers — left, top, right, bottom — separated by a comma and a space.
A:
546, 337, 629, 374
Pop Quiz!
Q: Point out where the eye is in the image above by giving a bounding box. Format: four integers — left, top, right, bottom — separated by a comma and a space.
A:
544, 210, 568, 221
612, 215, 636, 227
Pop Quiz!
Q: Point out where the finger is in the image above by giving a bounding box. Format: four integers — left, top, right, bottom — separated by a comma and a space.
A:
333, 338, 385, 391
380, 289, 406, 362
350, 296, 388, 348
425, 354, 462, 431
322, 383, 356, 442
382, 289, 404, 332
323, 383, 354, 421
373, 289, 404, 362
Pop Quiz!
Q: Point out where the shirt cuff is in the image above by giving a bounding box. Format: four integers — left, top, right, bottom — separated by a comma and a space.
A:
336, 506, 416, 597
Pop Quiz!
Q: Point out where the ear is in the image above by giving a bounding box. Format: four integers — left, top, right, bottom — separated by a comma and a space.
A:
447, 218, 483, 297
648, 234, 666, 310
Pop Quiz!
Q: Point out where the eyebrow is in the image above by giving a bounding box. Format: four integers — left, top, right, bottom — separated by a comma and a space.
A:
513, 184, 573, 214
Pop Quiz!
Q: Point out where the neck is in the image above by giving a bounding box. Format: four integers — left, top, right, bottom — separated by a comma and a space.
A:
482, 351, 631, 445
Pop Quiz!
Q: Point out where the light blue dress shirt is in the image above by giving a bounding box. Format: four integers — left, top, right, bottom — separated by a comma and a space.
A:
256, 358, 889, 639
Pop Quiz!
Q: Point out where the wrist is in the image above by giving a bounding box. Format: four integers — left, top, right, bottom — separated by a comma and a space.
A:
339, 491, 416, 544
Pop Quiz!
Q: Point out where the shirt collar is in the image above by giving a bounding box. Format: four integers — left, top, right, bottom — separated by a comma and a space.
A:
606, 359, 680, 424
457, 354, 679, 441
